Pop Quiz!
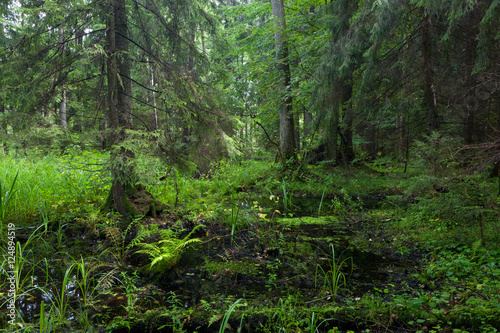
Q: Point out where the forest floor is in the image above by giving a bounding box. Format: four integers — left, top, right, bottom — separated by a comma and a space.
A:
1, 155, 499, 333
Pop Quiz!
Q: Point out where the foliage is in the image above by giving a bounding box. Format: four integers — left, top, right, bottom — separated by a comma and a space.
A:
1, 0, 500, 330
219, 298, 245, 333
0, 151, 108, 223
315, 244, 352, 300
133, 224, 205, 271
405, 175, 499, 245
390, 244, 500, 331
0, 171, 17, 230
411, 134, 462, 176
38, 301, 54, 333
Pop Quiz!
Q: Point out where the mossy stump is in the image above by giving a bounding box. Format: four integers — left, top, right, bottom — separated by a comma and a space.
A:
102, 183, 167, 220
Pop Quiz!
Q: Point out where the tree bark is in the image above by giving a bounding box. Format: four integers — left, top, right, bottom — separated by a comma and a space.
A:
60, 87, 67, 129
105, 0, 137, 219
328, 0, 356, 165
326, 106, 339, 163
58, 27, 67, 129
463, 8, 481, 144
422, 13, 440, 135
339, 81, 354, 164
397, 114, 405, 162
271, 0, 296, 162
294, 112, 300, 152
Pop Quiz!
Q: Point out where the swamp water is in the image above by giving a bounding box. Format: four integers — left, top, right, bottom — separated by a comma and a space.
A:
5, 195, 423, 332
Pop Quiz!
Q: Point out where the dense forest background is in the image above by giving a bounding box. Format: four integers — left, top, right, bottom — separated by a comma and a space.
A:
1, 0, 500, 332
1, 0, 499, 176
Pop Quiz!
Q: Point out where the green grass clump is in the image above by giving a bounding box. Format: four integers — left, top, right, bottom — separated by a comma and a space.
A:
0, 151, 108, 223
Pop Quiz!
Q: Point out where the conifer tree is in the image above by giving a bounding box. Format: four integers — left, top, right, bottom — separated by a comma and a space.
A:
271, 0, 295, 162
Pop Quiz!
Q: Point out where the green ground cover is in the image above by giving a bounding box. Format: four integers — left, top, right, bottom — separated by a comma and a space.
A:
0, 151, 499, 333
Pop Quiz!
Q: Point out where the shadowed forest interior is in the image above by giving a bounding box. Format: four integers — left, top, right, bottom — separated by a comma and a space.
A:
0, 0, 499, 332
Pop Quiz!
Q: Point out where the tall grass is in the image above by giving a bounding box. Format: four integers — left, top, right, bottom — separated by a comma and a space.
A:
150, 159, 272, 218
0, 172, 18, 231
229, 193, 240, 245
39, 300, 54, 333
219, 298, 244, 333
315, 244, 352, 300
34, 263, 76, 326
0, 153, 108, 223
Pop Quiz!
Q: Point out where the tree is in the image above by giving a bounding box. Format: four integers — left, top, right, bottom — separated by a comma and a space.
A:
104, 0, 137, 218
311, 0, 363, 165
422, 12, 439, 135
271, 0, 295, 162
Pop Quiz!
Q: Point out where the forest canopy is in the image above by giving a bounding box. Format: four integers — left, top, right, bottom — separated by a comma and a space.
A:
1, 0, 499, 172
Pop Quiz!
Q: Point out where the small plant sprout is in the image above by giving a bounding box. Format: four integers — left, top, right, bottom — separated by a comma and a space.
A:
37, 200, 50, 238
315, 244, 352, 300
318, 186, 328, 216
219, 298, 245, 333
39, 300, 54, 333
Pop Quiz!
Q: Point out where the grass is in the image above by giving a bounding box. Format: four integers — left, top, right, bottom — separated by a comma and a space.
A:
12, 226, 47, 296
72, 257, 91, 307
39, 301, 54, 333
0, 149, 499, 332
219, 298, 244, 333
149, 159, 272, 219
0, 152, 108, 224
315, 244, 352, 300
228, 193, 241, 245
0, 172, 18, 231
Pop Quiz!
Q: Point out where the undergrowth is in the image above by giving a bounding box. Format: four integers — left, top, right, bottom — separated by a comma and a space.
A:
0, 148, 499, 332
0, 150, 108, 224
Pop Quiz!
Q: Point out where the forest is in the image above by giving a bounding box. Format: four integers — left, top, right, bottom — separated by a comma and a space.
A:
0, 0, 499, 332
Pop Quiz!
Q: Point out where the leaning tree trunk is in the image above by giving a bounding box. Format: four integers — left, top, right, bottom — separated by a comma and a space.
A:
271, 0, 296, 162
103, 2, 167, 219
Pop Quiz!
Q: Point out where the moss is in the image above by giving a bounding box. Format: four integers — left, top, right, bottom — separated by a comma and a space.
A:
279, 216, 340, 226
100, 183, 139, 219
101, 183, 167, 220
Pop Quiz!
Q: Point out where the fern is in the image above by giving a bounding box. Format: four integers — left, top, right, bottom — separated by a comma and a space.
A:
126, 223, 151, 250
135, 224, 205, 270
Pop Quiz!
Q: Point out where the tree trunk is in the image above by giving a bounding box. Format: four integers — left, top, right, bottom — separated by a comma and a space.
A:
397, 114, 405, 162
58, 27, 67, 130
271, 0, 296, 162
148, 61, 158, 130
339, 82, 355, 164
422, 13, 440, 135
105, 0, 137, 219
304, 110, 312, 139
328, 0, 357, 165
326, 103, 339, 162
60, 87, 67, 129
294, 112, 300, 152
463, 8, 481, 144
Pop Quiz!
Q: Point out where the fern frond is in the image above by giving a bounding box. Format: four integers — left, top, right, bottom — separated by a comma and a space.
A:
127, 228, 153, 250
133, 225, 205, 270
